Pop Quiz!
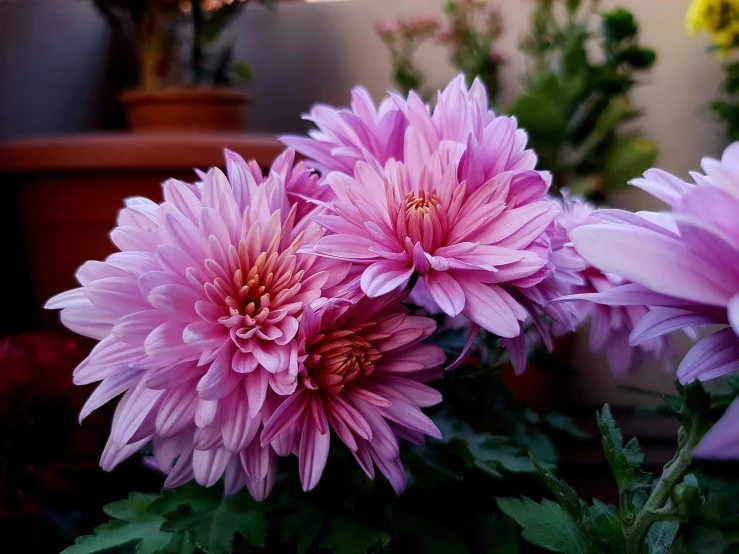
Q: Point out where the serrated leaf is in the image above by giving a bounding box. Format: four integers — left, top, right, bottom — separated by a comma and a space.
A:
541, 412, 590, 439
496, 497, 589, 554
163, 491, 267, 554
62, 492, 174, 554
530, 456, 583, 522
597, 405, 652, 502
103, 493, 160, 521
160, 531, 197, 554
319, 518, 389, 554
61, 520, 171, 554
588, 499, 624, 549
646, 520, 679, 554
478, 442, 539, 474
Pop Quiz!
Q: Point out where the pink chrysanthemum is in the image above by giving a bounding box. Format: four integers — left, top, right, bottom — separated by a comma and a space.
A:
46, 152, 350, 500
261, 294, 444, 494
553, 196, 674, 377
285, 75, 558, 343
565, 143, 739, 456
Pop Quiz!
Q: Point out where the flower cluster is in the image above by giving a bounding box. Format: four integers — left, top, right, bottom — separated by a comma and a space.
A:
50, 76, 704, 502
47, 144, 446, 500
285, 75, 571, 363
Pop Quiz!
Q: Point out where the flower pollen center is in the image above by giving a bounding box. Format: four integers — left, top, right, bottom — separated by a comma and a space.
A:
210, 235, 305, 350
402, 190, 446, 252
302, 323, 385, 394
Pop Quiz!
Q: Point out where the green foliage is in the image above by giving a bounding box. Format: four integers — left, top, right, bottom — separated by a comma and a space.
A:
162, 491, 267, 553
711, 60, 739, 141
597, 404, 653, 518
512, 1, 658, 200
318, 518, 390, 554
601, 137, 659, 190
61, 352, 588, 554
61, 492, 192, 554
497, 497, 589, 553
499, 382, 725, 554
646, 521, 680, 554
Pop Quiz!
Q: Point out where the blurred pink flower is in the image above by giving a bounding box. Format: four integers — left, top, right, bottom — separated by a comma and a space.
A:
375, 19, 401, 40
46, 152, 351, 500
286, 76, 558, 344
403, 15, 440, 36
554, 196, 675, 377
261, 294, 444, 494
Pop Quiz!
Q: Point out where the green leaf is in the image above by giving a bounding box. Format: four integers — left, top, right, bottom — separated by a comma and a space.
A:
232, 62, 253, 83
565, 0, 581, 15
601, 8, 638, 43
410, 443, 466, 480
429, 412, 541, 478
62, 493, 174, 554
646, 520, 679, 554
281, 505, 326, 554
669, 474, 704, 519
588, 499, 624, 549
601, 137, 658, 190
617, 46, 657, 69
496, 497, 589, 554
541, 412, 590, 439
530, 456, 583, 523
509, 76, 569, 143
597, 405, 653, 516
319, 518, 390, 554
163, 492, 268, 554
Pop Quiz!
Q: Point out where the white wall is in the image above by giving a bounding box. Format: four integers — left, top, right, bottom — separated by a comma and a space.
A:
0, 0, 126, 141
237, 0, 726, 183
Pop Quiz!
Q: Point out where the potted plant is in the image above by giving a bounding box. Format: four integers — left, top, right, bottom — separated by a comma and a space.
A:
93, 0, 269, 132
376, 0, 506, 105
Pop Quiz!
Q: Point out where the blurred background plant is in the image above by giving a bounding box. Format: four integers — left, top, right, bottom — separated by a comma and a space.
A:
687, 0, 739, 141
91, 0, 269, 89
437, 0, 506, 105
511, 0, 658, 202
375, 16, 440, 98
376, 0, 505, 104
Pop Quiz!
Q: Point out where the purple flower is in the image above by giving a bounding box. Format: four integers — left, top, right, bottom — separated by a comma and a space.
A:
46, 151, 352, 499
284, 76, 559, 348
261, 294, 444, 494
554, 196, 675, 377
566, 143, 739, 456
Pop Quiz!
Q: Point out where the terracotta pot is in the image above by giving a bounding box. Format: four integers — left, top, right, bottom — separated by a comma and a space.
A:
0, 133, 286, 332
120, 87, 250, 132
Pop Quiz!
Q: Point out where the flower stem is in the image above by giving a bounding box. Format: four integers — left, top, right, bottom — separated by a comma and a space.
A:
624, 395, 708, 553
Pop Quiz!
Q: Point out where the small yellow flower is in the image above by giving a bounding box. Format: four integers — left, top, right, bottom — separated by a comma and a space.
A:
686, 0, 739, 51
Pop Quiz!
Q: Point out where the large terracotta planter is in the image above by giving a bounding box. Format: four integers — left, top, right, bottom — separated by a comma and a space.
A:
120, 87, 250, 132
0, 133, 284, 332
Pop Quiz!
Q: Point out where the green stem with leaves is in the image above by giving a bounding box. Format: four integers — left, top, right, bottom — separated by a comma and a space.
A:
623, 382, 713, 554
624, 432, 699, 552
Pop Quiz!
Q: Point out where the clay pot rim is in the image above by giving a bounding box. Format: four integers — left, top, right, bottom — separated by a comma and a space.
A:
120, 87, 251, 105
